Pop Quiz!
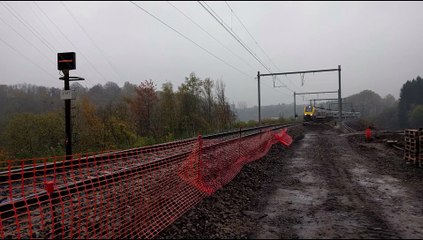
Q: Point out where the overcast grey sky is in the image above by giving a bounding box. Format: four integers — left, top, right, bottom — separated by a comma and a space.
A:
1, 1, 422, 107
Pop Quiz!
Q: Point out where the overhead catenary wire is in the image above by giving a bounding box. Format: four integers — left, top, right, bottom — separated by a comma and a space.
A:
168, 1, 292, 96
28, 2, 65, 56
24, 2, 91, 88
223, 1, 300, 92
0, 1, 295, 109
60, 1, 126, 83
0, 13, 53, 64
34, 1, 110, 85
30, 2, 93, 89
167, 1, 255, 69
198, 1, 272, 74
199, 1, 294, 98
0, 2, 57, 54
131, 1, 292, 101
0, 2, 93, 89
0, 36, 57, 81
129, 1, 253, 79
262, 81, 291, 98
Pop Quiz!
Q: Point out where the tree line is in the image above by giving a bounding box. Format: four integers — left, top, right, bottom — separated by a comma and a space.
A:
0, 73, 287, 160
342, 76, 423, 129
5, 73, 418, 160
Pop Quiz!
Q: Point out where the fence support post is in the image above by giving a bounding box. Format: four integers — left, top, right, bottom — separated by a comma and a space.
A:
197, 135, 203, 184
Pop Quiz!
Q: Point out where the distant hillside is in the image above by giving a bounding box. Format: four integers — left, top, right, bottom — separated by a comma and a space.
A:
235, 90, 400, 127
235, 103, 303, 121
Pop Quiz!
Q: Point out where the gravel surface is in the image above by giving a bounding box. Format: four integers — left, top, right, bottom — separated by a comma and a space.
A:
156, 126, 305, 239
157, 124, 423, 239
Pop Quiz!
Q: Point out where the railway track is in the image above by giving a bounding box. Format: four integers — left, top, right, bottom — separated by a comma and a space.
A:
0, 123, 293, 193
342, 121, 356, 133
0, 123, 298, 239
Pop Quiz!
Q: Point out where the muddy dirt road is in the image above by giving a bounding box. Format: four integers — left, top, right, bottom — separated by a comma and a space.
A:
158, 125, 423, 239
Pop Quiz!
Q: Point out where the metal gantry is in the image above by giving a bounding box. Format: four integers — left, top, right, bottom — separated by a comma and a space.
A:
257, 65, 342, 128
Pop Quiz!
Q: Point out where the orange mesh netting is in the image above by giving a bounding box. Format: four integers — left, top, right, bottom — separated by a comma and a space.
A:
0, 127, 292, 239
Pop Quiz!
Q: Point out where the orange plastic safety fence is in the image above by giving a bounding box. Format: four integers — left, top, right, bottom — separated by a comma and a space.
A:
0, 128, 291, 239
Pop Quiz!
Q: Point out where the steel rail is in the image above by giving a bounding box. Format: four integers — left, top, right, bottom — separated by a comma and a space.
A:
0, 123, 294, 183
0, 123, 298, 219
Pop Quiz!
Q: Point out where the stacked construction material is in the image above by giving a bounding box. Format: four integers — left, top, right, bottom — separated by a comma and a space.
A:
420, 133, 423, 167
404, 129, 421, 166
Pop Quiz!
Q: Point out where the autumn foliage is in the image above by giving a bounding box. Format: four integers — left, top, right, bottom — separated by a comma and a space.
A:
0, 73, 237, 159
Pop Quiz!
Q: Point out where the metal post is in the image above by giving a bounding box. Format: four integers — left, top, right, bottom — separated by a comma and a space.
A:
293, 92, 296, 119
63, 70, 72, 158
338, 65, 342, 129
258, 71, 261, 124
58, 52, 83, 159
257, 66, 341, 124
197, 135, 203, 181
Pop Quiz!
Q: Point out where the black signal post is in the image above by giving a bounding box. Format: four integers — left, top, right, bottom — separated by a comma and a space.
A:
58, 52, 84, 159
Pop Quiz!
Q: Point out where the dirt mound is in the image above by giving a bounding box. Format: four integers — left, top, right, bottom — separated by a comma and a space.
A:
157, 124, 423, 239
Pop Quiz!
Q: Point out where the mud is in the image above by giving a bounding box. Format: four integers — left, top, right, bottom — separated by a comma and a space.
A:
157, 124, 423, 239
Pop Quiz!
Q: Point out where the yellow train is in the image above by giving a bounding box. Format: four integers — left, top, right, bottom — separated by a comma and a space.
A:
303, 105, 316, 121
303, 105, 360, 122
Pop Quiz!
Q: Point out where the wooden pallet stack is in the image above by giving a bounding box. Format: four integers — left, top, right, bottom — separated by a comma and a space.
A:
420, 133, 423, 167
404, 129, 422, 166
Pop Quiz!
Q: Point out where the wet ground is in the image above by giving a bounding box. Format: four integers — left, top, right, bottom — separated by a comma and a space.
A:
157, 124, 423, 239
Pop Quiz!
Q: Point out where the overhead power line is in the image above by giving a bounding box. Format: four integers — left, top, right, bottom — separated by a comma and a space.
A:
129, 1, 252, 78
131, 2, 293, 100
198, 1, 271, 73
198, 1, 294, 97
223, 1, 300, 91
61, 1, 126, 82
28, 2, 64, 53
0, 36, 56, 80
167, 1, 255, 69
262, 81, 291, 97
29, 2, 92, 89
0, 14, 53, 64
34, 1, 110, 84
224, 1, 275, 67
0, 2, 57, 53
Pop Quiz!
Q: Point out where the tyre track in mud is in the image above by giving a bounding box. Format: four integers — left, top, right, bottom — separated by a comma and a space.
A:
252, 124, 421, 239
313, 132, 399, 239
157, 124, 423, 239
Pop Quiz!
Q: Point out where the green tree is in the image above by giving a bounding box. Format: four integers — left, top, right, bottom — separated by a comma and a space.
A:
103, 81, 122, 105
177, 73, 205, 136
1, 112, 64, 158
399, 76, 423, 128
158, 82, 177, 139
382, 94, 396, 108
375, 105, 400, 129
202, 78, 214, 128
344, 90, 383, 117
215, 80, 235, 130
129, 80, 158, 136
73, 97, 104, 152
88, 84, 106, 107
122, 81, 137, 102
409, 105, 423, 128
